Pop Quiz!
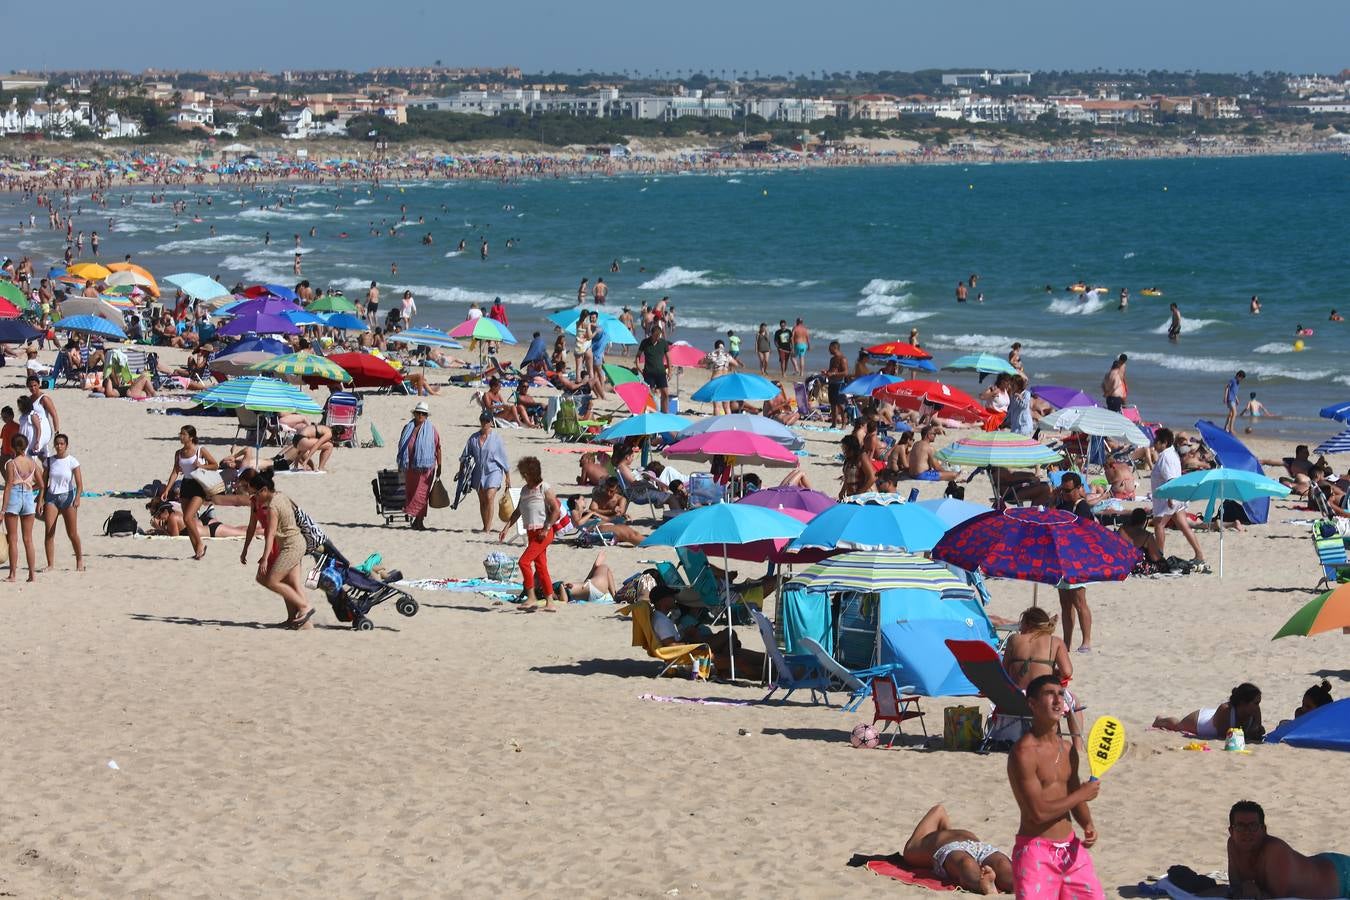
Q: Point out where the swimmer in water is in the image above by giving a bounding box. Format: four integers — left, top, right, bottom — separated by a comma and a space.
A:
1250, 295, 1261, 315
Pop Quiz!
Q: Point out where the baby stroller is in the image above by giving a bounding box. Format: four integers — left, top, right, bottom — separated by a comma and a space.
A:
312, 548, 419, 631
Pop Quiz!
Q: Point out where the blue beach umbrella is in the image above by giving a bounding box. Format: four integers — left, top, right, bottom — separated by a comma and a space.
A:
915, 497, 993, 529
842, 372, 903, 396
943, 353, 1019, 376
788, 495, 948, 553
1320, 402, 1350, 424
217, 312, 300, 337
678, 412, 805, 451
58, 314, 127, 341
642, 502, 804, 680
164, 272, 231, 300
596, 412, 693, 442
691, 372, 781, 403
548, 309, 638, 344
1154, 467, 1291, 576
280, 309, 325, 326
0, 319, 42, 343
1315, 426, 1350, 455
193, 375, 323, 415
318, 312, 369, 332
387, 327, 462, 349
258, 283, 298, 301
214, 336, 290, 357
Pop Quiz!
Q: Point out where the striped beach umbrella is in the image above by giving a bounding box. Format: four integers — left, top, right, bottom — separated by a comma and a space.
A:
0, 282, 31, 309
249, 352, 350, 383
785, 551, 971, 595
1273, 584, 1350, 639
936, 432, 1062, 468
450, 317, 517, 344
1315, 426, 1350, 455
387, 327, 462, 349
193, 376, 322, 414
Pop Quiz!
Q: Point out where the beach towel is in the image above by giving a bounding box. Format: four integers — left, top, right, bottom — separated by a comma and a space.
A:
846, 854, 956, 891
396, 577, 522, 599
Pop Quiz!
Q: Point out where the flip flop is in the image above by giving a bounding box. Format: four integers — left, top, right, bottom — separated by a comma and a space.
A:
287, 608, 316, 630
517, 603, 539, 613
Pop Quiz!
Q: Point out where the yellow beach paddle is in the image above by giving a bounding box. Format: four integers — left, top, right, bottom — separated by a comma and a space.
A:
1087, 715, 1125, 781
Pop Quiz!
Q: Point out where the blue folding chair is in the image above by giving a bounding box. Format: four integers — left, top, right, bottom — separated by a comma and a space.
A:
751, 608, 831, 705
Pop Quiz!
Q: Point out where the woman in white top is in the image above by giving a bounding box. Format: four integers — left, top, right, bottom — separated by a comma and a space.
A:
159, 425, 219, 561
401, 290, 417, 326
979, 373, 1012, 416
42, 432, 83, 571
499, 455, 560, 612
15, 395, 45, 460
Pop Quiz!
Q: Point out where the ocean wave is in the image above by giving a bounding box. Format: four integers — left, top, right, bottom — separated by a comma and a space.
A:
237, 208, 314, 222
1252, 342, 1295, 355
1123, 251, 1136, 259
1047, 295, 1109, 316
444, 250, 462, 257
679, 314, 878, 346
861, 278, 913, 296
1149, 315, 1221, 335
928, 333, 1069, 358
154, 234, 257, 253
354, 199, 374, 206
328, 277, 565, 310
218, 254, 292, 283
638, 266, 716, 290
726, 178, 743, 184
1128, 351, 1334, 382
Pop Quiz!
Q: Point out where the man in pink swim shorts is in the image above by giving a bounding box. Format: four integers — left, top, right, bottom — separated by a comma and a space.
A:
1007, 675, 1105, 899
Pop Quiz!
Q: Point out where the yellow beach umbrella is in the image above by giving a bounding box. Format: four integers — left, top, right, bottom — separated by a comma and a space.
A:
67, 261, 112, 281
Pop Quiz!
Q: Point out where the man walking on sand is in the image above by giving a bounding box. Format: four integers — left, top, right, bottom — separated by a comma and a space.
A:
1008, 674, 1104, 899
773, 320, 793, 378
1150, 427, 1208, 571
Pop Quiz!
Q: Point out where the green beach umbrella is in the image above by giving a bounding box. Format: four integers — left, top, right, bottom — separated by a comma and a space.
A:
602, 362, 643, 386
308, 295, 360, 314
0, 282, 31, 309
936, 432, 1063, 468
249, 351, 350, 384
784, 551, 971, 595
943, 353, 1018, 376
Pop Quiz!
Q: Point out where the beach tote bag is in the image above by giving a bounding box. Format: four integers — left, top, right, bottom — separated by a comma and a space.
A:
188, 468, 226, 497
497, 490, 515, 524
428, 478, 450, 509
943, 706, 983, 752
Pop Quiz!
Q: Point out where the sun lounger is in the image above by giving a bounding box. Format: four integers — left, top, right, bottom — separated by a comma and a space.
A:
629, 600, 713, 679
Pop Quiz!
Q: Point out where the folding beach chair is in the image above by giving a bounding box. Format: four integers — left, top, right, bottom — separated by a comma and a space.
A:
751, 608, 831, 704
871, 674, 927, 747
616, 468, 668, 521
793, 381, 828, 421
552, 398, 582, 442
324, 391, 362, 448
1313, 520, 1349, 591
372, 469, 410, 526
799, 636, 911, 714
944, 639, 1035, 751
629, 600, 713, 679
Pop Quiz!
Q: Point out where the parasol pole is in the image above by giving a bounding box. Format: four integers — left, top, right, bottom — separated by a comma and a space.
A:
722, 540, 736, 682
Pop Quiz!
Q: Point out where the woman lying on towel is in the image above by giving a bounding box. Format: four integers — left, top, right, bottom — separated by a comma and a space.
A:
902, 803, 1013, 893
1153, 682, 1265, 742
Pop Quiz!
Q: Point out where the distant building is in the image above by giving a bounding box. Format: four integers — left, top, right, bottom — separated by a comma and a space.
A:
941, 71, 1032, 88
1, 74, 47, 92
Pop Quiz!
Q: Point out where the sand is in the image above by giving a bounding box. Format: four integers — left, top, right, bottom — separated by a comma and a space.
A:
1, 343, 1346, 898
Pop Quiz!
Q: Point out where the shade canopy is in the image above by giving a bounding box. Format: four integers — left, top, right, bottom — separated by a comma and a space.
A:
785, 552, 970, 595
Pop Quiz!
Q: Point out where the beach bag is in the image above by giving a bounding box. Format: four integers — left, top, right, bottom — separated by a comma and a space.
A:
943, 705, 983, 752
291, 501, 329, 555
497, 490, 515, 524
483, 552, 516, 581
429, 477, 450, 509
103, 509, 139, 536
188, 468, 226, 497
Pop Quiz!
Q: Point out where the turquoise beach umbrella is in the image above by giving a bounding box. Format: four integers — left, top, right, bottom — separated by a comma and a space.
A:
1154, 467, 1290, 576
193, 375, 323, 415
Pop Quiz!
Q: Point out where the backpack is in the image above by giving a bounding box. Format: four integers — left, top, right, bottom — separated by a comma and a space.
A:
103, 509, 139, 536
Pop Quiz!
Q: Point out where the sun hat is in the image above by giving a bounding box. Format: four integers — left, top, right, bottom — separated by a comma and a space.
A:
412, 401, 431, 415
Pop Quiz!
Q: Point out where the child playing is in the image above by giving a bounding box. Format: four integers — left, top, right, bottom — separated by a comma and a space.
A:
1239, 392, 1273, 434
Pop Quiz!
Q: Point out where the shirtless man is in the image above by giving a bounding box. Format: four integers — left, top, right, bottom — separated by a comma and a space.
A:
365, 281, 380, 328
907, 425, 960, 482
790, 318, 810, 377
1227, 801, 1350, 899
1007, 674, 1103, 899
902, 804, 1013, 894
1101, 355, 1127, 413
593, 277, 608, 305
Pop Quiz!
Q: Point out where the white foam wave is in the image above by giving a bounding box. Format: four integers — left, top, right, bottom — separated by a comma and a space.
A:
328, 277, 565, 310
1128, 351, 1334, 382
354, 199, 374, 206
1123, 251, 1136, 259
237, 208, 313, 222
444, 250, 462, 257
861, 278, 913, 296
679, 314, 877, 346
726, 178, 743, 184
218, 254, 292, 283
1252, 342, 1295, 355
1150, 315, 1220, 335
1047, 295, 1109, 316
154, 234, 257, 253
638, 267, 715, 290
928, 333, 1069, 359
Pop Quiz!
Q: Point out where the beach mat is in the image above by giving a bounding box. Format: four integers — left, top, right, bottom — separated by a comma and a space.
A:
846, 853, 956, 891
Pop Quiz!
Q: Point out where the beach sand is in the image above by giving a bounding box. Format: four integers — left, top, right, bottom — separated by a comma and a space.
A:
2, 344, 1345, 898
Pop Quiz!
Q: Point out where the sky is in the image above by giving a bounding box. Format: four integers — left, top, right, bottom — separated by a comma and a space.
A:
5, 0, 1346, 76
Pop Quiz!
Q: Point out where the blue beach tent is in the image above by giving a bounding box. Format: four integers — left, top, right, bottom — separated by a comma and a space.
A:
1267, 698, 1350, 751
1195, 419, 1269, 525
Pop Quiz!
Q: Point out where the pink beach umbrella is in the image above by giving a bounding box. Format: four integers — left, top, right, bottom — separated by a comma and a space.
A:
664, 430, 799, 467
666, 341, 707, 396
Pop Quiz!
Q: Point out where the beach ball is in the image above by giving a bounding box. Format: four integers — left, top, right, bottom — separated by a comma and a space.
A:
850, 723, 880, 749
968, 184, 974, 189
1294, 340, 1305, 352
762, 189, 768, 196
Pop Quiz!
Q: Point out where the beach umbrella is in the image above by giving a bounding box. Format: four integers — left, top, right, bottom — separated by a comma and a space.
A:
691, 372, 780, 403
915, 497, 993, 529
1315, 426, 1350, 455
842, 372, 903, 396
943, 353, 1018, 376
679, 413, 805, 451
0, 298, 21, 318
548, 309, 638, 344
164, 273, 232, 300
322, 352, 403, 388
866, 341, 931, 360
67, 261, 111, 281
387, 327, 462, 349
249, 351, 350, 384
789, 494, 948, 553
931, 507, 1139, 602
596, 412, 693, 442
613, 382, 658, 414
874, 379, 987, 424
692, 507, 831, 566
243, 283, 298, 301
664, 430, 798, 467
194, 376, 322, 415
1040, 406, 1149, 448
1319, 401, 1350, 424
222, 297, 300, 319
736, 485, 837, 516
58, 314, 126, 341
641, 502, 804, 680
1273, 584, 1350, 640
936, 432, 1063, 468
0, 282, 31, 309
1154, 468, 1291, 576
666, 341, 707, 368
105, 268, 160, 297
307, 295, 360, 314
218, 312, 300, 337
1032, 385, 1099, 410
0, 319, 41, 343
602, 363, 643, 386
785, 551, 971, 595
280, 309, 325, 327
450, 317, 517, 344
58, 297, 124, 324
216, 336, 290, 357
316, 312, 368, 332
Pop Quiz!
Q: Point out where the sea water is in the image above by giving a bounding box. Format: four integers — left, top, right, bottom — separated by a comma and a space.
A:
8, 153, 1348, 439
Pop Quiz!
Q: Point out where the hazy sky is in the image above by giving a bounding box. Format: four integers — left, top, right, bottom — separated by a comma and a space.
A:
6, 0, 1346, 76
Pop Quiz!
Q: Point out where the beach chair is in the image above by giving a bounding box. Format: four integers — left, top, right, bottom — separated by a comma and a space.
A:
324, 391, 362, 448
121, 348, 165, 388
871, 674, 928, 747
1313, 520, 1350, 591
799, 636, 912, 714
234, 409, 280, 448
617, 469, 668, 520
553, 398, 582, 442
750, 608, 831, 704
686, 472, 725, 507
372, 469, 410, 526
944, 639, 1034, 751
629, 600, 713, 679
793, 381, 828, 421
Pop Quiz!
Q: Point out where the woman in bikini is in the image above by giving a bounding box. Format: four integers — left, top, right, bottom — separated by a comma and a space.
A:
1154, 682, 1264, 742
3, 433, 44, 582
158, 425, 218, 560
839, 434, 875, 499
1002, 607, 1083, 745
